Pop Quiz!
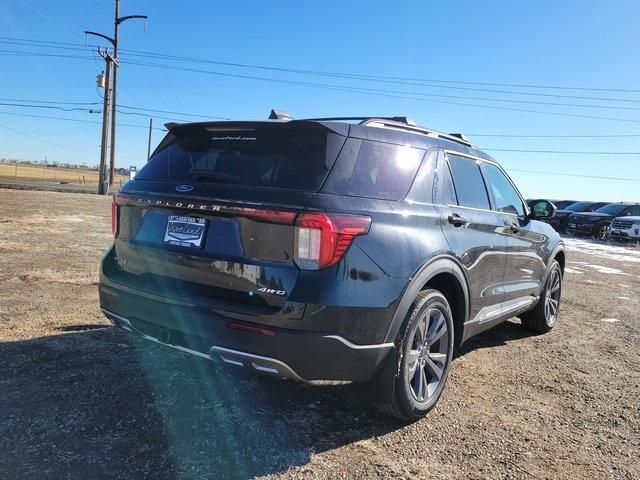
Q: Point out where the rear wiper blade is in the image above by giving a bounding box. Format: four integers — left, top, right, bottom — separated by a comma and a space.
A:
193, 171, 247, 184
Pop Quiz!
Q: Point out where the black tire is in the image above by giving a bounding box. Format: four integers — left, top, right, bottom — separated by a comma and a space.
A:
520, 260, 562, 334
374, 289, 455, 422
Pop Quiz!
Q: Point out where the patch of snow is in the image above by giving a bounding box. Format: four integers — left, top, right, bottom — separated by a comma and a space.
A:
582, 264, 630, 275
601, 318, 620, 323
617, 296, 631, 300
564, 267, 583, 274
618, 284, 631, 288
563, 237, 640, 264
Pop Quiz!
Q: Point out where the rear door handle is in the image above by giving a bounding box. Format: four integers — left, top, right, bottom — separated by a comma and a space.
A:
448, 213, 467, 227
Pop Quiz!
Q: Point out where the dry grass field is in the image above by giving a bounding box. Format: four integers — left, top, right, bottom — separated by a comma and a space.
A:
0, 162, 128, 186
0, 188, 639, 479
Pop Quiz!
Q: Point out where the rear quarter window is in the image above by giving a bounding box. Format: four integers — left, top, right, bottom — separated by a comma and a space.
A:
323, 140, 424, 201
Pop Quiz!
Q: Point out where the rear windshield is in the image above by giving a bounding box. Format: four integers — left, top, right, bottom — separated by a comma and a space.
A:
595, 204, 628, 215
136, 123, 343, 191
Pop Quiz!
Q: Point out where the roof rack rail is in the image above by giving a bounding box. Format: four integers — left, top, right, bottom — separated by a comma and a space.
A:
301, 116, 416, 125
360, 118, 475, 148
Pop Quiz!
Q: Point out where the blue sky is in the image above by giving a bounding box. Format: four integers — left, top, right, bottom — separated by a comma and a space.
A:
1, 0, 639, 201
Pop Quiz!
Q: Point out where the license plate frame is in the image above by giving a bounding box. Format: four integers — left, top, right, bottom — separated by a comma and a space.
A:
163, 215, 207, 249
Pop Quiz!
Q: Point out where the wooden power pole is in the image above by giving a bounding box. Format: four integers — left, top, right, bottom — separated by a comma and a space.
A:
86, 0, 147, 189
97, 50, 113, 195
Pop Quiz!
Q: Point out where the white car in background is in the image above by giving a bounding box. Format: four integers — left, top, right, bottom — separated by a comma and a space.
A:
609, 216, 640, 241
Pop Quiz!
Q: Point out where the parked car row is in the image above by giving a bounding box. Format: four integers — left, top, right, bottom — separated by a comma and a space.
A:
527, 199, 640, 241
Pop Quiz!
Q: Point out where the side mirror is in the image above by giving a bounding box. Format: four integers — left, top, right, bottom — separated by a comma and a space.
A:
528, 199, 556, 219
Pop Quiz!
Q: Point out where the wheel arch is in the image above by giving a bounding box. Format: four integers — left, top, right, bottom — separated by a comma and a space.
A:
384, 255, 470, 347
549, 242, 565, 275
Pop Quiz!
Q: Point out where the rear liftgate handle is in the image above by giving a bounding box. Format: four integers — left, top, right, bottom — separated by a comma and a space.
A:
448, 213, 467, 227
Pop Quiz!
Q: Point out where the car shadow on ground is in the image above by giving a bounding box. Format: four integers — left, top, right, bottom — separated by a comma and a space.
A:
456, 319, 537, 357
0, 320, 535, 479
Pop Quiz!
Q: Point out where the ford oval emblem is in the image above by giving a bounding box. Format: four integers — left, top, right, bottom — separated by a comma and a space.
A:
175, 184, 194, 192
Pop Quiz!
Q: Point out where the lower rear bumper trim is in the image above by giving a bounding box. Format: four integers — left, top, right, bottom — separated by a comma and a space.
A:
102, 308, 353, 385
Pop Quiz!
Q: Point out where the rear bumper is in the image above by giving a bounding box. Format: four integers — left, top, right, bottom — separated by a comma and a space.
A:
100, 292, 394, 384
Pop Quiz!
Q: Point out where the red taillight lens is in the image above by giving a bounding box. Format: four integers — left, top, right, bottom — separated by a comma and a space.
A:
294, 213, 371, 270
112, 193, 131, 235
238, 207, 296, 224
111, 197, 118, 235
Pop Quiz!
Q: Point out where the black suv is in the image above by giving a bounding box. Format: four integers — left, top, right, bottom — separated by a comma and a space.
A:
546, 201, 609, 232
567, 202, 640, 239
100, 113, 565, 421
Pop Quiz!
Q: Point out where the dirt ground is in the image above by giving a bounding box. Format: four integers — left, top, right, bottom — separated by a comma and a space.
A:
0, 188, 638, 480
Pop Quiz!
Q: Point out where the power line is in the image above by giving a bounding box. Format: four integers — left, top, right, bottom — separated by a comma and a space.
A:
118, 104, 229, 120
0, 97, 101, 106
17, 0, 78, 41
120, 59, 640, 124
0, 110, 165, 131
0, 102, 99, 113
0, 96, 222, 120
0, 122, 93, 152
4, 37, 640, 104
118, 49, 640, 104
507, 168, 640, 183
5, 45, 640, 123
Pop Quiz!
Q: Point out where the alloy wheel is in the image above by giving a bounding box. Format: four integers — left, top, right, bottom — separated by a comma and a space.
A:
597, 225, 610, 241
544, 268, 561, 326
406, 308, 450, 403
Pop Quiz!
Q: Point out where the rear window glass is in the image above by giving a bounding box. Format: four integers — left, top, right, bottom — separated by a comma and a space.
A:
328, 140, 423, 201
447, 155, 490, 210
136, 123, 341, 191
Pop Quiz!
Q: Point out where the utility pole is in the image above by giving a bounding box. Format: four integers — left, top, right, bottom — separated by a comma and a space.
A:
147, 118, 153, 160
110, 0, 147, 185
85, 0, 147, 188
96, 49, 113, 195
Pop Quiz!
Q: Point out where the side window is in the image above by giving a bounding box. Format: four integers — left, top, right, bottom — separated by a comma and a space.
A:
447, 154, 490, 210
483, 163, 525, 216
442, 159, 458, 205
344, 141, 423, 201
626, 206, 640, 216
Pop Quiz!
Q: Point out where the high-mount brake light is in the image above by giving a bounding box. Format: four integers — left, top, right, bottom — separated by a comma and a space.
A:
294, 213, 371, 270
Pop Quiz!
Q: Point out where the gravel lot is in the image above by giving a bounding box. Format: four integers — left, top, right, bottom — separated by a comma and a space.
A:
1, 188, 638, 479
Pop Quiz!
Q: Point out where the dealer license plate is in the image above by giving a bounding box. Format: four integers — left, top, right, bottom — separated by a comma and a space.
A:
163, 216, 206, 248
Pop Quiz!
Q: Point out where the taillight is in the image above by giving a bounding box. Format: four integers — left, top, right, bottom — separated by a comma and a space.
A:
111, 197, 118, 235
111, 193, 130, 235
294, 213, 371, 270
238, 207, 296, 224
